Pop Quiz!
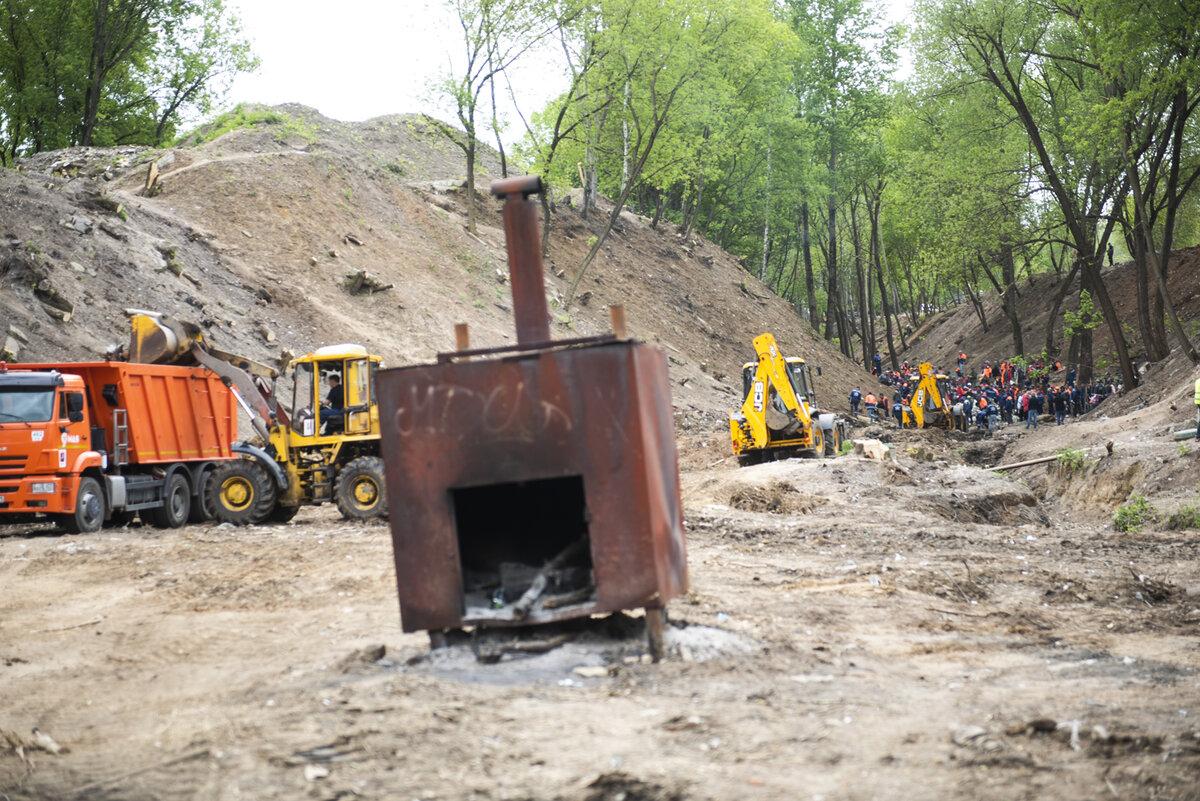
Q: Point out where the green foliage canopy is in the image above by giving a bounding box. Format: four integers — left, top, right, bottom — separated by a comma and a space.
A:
0, 0, 257, 164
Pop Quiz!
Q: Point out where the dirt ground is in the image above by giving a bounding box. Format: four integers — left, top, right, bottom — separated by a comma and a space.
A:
4, 395, 1200, 800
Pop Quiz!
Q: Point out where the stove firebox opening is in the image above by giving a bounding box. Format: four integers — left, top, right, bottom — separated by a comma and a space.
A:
452, 475, 594, 619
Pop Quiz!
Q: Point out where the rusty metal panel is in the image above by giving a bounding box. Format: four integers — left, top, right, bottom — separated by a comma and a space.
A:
377, 341, 687, 633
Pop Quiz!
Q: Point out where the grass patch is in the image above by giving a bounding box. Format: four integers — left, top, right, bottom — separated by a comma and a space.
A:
179, 104, 316, 147
1055, 446, 1086, 473
1113, 495, 1154, 533
1164, 505, 1200, 531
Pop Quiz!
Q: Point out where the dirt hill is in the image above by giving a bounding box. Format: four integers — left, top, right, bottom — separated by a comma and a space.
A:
0, 104, 867, 443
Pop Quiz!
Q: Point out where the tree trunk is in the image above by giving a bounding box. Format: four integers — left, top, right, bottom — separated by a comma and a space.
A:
488, 75, 508, 178
465, 131, 477, 234
874, 207, 898, 374
1075, 266, 1096, 385
1044, 258, 1081, 358
760, 140, 771, 282
901, 258, 920, 330
683, 174, 704, 237
963, 274, 989, 332
852, 199, 870, 372
1134, 99, 1199, 363
650, 188, 663, 229
980, 245, 1023, 356
1130, 221, 1156, 360
802, 201, 816, 330
824, 144, 839, 343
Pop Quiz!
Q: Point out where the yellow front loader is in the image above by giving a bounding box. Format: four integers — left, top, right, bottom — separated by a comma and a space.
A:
729, 333, 845, 466
124, 311, 387, 524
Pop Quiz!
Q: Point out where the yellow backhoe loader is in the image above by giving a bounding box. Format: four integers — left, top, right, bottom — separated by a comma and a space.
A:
901, 362, 961, 430
124, 311, 387, 524
729, 333, 846, 466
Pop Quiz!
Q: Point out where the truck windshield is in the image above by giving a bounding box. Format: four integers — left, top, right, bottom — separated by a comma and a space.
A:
0, 387, 55, 422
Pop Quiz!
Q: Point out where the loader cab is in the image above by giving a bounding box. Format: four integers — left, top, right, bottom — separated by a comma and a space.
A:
287, 345, 381, 441
741, 357, 819, 408
935, 375, 952, 405
785, 357, 819, 408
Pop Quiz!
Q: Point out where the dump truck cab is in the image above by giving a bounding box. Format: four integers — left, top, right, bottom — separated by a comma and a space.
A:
0, 367, 99, 530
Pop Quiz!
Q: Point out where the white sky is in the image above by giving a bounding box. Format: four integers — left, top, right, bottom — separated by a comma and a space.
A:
227, 0, 914, 132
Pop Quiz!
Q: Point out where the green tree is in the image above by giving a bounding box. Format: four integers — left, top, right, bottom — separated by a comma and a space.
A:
430, 0, 559, 233
916, 0, 1136, 387
1079, 0, 1200, 364
787, 0, 898, 354
548, 0, 793, 306
0, 0, 255, 163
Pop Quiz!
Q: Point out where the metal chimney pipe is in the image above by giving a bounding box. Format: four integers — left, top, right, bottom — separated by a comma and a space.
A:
491, 176, 551, 346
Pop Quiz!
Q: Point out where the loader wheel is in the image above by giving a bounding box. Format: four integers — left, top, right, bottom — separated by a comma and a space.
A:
335, 456, 387, 520
825, 426, 842, 457
149, 472, 191, 528
60, 477, 105, 534
209, 459, 277, 526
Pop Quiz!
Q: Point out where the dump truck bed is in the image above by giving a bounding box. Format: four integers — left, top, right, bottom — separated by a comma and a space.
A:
13, 362, 237, 465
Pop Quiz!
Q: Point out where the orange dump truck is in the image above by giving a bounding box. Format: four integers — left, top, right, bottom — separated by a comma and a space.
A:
0, 361, 238, 532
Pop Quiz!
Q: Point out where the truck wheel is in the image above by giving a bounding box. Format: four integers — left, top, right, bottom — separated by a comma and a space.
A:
149, 472, 191, 528
209, 459, 276, 525
335, 456, 386, 520
188, 467, 217, 523
60, 477, 105, 534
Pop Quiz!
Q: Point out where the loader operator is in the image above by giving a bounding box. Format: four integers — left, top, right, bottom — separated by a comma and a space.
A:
320, 372, 344, 432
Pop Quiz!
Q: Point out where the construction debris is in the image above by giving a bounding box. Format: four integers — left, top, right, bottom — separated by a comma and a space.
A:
143, 161, 160, 196
851, 439, 890, 461
34, 280, 74, 322
343, 270, 393, 295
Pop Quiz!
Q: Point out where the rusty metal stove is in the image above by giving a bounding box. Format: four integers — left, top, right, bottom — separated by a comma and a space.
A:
376, 176, 687, 657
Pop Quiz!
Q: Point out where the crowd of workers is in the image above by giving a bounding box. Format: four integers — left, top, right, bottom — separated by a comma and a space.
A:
851, 351, 1123, 431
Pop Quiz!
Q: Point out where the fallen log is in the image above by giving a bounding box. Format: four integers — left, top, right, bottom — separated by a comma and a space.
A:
990, 454, 1060, 472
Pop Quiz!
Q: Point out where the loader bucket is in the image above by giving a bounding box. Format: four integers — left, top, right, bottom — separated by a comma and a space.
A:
126, 311, 205, 364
